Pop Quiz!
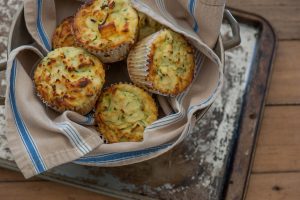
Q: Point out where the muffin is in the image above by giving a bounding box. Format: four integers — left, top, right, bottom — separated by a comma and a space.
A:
95, 83, 158, 143
52, 16, 77, 49
73, 0, 139, 63
138, 12, 165, 41
127, 29, 195, 96
34, 47, 105, 115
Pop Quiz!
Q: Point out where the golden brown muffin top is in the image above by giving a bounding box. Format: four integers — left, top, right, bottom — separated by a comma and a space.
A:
34, 47, 105, 115
73, 0, 138, 52
52, 16, 77, 49
95, 83, 158, 143
148, 29, 195, 95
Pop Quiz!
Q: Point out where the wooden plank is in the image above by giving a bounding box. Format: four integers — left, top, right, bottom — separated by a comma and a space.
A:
0, 167, 41, 182
266, 41, 300, 105
227, 0, 300, 39
0, 181, 116, 200
252, 106, 300, 173
0, 167, 28, 181
246, 172, 300, 200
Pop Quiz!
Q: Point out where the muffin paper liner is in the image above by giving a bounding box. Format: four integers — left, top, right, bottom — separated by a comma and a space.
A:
73, 0, 138, 63
85, 42, 133, 63
127, 31, 167, 95
127, 30, 195, 96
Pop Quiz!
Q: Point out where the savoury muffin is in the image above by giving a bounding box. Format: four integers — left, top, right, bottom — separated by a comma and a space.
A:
52, 16, 77, 49
34, 47, 105, 115
95, 83, 158, 143
73, 0, 139, 63
138, 12, 164, 41
127, 29, 195, 96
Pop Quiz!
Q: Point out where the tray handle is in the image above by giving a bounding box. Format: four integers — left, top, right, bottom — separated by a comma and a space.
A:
223, 9, 241, 50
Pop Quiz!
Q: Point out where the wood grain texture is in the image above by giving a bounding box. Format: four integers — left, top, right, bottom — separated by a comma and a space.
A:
229, 1, 300, 198
0, 168, 42, 182
227, 0, 300, 40
252, 106, 300, 173
0, 168, 27, 181
245, 172, 300, 200
0, 181, 116, 200
266, 41, 300, 105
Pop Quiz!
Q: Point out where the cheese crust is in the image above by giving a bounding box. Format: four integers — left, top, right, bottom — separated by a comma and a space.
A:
34, 47, 105, 115
52, 17, 77, 49
73, 0, 139, 63
95, 83, 158, 143
148, 29, 195, 95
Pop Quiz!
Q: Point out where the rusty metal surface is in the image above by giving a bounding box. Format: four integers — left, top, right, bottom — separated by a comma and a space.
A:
225, 9, 277, 200
0, 0, 21, 161
0, 2, 274, 200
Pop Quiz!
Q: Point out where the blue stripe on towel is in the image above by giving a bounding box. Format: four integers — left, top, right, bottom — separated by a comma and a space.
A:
9, 60, 47, 173
37, 0, 51, 50
56, 122, 91, 155
82, 112, 94, 125
188, 0, 199, 32
75, 143, 172, 164
64, 123, 91, 151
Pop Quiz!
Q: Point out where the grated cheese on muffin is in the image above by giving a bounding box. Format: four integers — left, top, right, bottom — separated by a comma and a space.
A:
95, 83, 158, 143
73, 0, 139, 63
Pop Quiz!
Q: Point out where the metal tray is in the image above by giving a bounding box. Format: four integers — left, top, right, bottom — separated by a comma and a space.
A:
224, 8, 277, 200
0, 6, 276, 200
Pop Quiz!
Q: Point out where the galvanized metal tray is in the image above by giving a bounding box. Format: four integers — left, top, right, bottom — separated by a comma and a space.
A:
0, 4, 276, 200
224, 9, 277, 200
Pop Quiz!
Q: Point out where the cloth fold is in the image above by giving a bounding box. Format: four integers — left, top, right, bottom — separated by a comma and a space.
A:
6, 0, 226, 178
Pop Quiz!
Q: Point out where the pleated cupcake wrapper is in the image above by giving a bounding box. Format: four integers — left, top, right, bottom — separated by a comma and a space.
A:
35, 90, 60, 113
128, 30, 193, 97
73, 1, 138, 64
34, 81, 68, 114
84, 42, 133, 64
127, 31, 164, 95
32, 61, 102, 116
31, 58, 67, 113
35, 89, 100, 116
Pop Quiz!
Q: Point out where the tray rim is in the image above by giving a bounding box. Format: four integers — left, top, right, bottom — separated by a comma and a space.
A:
223, 7, 278, 200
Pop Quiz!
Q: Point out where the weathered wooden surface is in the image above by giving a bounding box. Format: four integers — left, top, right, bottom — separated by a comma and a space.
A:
246, 173, 300, 200
227, 0, 300, 40
266, 41, 300, 105
228, 1, 300, 199
252, 106, 300, 173
0, 167, 27, 181
0, 181, 116, 200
